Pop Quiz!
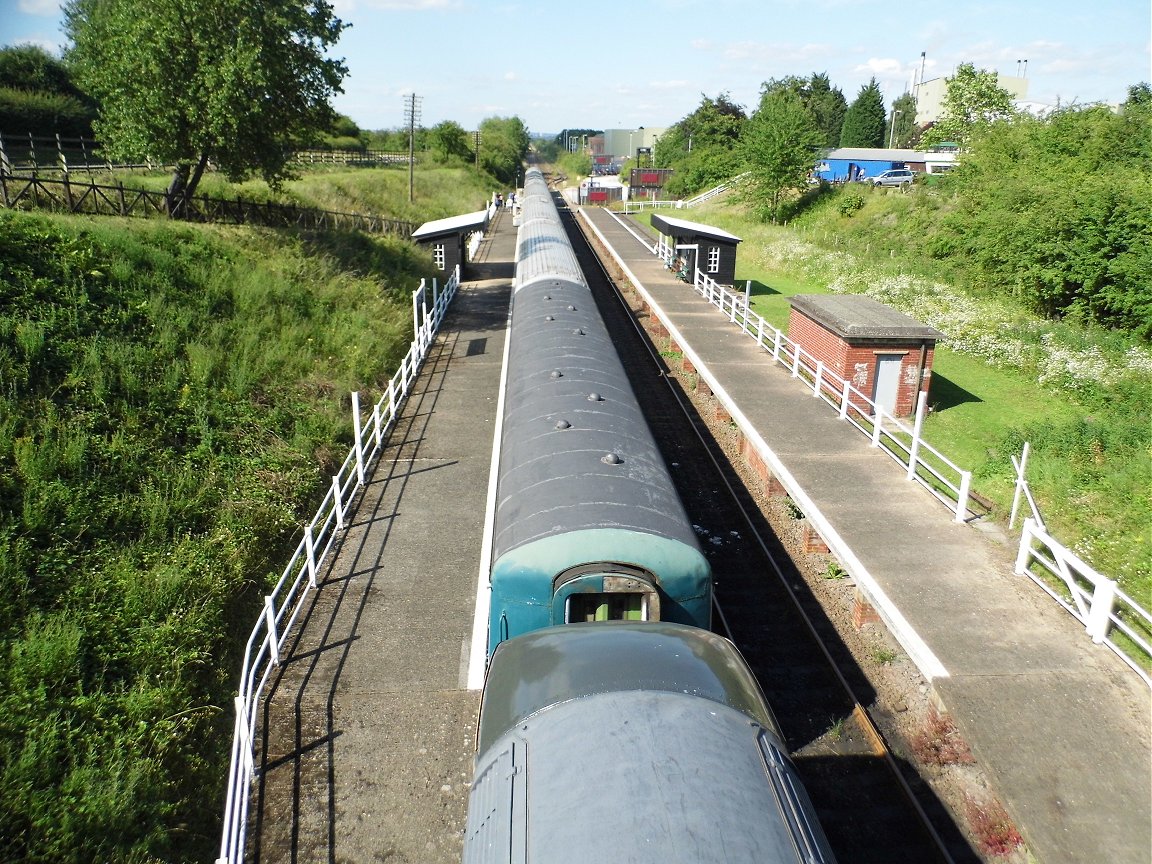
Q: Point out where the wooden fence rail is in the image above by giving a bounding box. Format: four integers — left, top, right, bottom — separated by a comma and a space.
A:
0, 173, 417, 238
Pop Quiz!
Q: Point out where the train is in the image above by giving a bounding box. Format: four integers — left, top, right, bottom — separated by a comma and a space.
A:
463, 166, 837, 864
486, 165, 711, 655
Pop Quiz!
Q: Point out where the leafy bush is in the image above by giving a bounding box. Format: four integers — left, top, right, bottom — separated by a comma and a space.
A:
0, 86, 95, 138
837, 192, 865, 216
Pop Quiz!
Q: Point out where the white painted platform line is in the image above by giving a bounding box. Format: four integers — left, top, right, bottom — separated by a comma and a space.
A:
576, 209, 950, 683
464, 300, 514, 691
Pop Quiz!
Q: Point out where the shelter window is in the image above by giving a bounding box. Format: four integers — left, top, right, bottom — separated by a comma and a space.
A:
707, 245, 720, 273
433, 242, 446, 271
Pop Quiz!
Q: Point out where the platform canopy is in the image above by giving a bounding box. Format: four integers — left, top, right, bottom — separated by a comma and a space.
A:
650, 214, 741, 244
411, 209, 488, 242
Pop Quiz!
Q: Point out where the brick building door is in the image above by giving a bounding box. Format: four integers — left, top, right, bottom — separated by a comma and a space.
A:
872, 354, 902, 414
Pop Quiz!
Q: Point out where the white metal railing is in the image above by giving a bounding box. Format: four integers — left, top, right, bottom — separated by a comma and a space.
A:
1015, 518, 1152, 686
216, 265, 461, 864
688, 267, 975, 522
622, 199, 684, 213
681, 266, 1148, 682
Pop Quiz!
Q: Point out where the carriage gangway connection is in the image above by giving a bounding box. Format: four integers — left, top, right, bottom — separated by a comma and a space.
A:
576, 203, 1150, 864
248, 199, 1149, 864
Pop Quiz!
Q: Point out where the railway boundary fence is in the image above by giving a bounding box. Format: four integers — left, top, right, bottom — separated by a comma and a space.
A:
0, 172, 418, 237
0, 133, 410, 175
599, 208, 1150, 685
216, 267, 462, 864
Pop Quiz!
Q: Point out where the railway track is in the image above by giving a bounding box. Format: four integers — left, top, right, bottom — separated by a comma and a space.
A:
561, 195, 974, 864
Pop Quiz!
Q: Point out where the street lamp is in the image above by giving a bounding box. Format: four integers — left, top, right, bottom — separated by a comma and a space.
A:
888, 109, 903, 149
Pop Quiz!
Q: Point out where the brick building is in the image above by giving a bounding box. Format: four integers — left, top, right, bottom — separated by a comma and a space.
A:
788, 295, 943, 416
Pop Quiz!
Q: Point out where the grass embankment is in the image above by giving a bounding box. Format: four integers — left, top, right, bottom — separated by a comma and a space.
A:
75, 160, 498, 225
646, 189, 1150, 602
0, 191, 441, 860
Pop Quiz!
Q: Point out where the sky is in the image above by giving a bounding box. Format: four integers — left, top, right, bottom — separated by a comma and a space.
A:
2, 0, 1150, 136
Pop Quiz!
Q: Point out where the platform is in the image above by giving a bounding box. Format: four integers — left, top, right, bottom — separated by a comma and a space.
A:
578, 204, 1150, 864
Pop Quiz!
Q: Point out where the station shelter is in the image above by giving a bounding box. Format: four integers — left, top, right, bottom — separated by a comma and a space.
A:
787, 294, 943, 416
410, 210, 489, 276
650, 214, 741, 286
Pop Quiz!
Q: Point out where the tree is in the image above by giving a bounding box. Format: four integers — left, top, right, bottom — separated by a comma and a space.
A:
760, 73, 847, 147
656, 93, 746, 197
0, 44, 97, 137
63, 0, 348, 210
428, 120, 474, 163
741, 89, 824, 222
478, 115, 529, 184
839, 78, 886, 147
888, 92, 917, 148
920, 63, 1016, 150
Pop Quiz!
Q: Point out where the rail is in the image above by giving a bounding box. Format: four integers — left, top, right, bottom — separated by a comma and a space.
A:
1015, 518, 1152, 686
215, 266, 461, 864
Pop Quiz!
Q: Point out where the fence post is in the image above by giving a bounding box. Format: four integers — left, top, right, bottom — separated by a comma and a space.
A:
813, 361, 823, 397
304, 524, 317, 588
1010, 441, 1032, 529
791, 343, 802, 378
331, 475, 344, 530
954, 471, 971, 522
412, 279, 424, 350
871, 410, 884, 447
263, 596, 281, 666
906, 391, 927, 480
1014, 518, 1036, 574
351, 390, 365, 486
0, 132, 10, 177
1085, 579, 1117, 644
773, 330, 783, 364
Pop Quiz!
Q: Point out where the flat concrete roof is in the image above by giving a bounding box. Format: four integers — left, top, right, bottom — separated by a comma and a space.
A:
411, 209, 488, 241
651, 214, 741, 244
789, 294, 943, 341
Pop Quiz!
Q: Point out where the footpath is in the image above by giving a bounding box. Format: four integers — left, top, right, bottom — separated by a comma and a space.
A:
251, 210, 517, 864
579, 204, 1150, 864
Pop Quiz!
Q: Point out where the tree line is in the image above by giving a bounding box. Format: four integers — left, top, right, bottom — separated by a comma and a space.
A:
650, 72, 1150, 338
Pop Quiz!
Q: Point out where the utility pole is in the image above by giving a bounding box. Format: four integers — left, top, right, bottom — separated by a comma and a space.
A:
403, 93, 422, 203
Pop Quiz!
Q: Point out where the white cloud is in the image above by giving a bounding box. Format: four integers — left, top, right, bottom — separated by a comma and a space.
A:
855, 57, 903, 77
649, 80, 689, 90
19, 0, 61, 15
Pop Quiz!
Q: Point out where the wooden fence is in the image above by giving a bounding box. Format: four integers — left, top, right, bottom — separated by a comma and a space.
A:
0, 173, 418, 238
0, 133, 411, 175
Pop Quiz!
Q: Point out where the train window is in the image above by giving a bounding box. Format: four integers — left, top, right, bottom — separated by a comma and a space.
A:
553, 567, 662, 625
567, 592, 647, 622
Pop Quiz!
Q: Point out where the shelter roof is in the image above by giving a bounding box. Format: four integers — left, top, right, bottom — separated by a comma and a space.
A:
651, 214, 741, 243
411, 209, 488, 241
790, 294, 944, 340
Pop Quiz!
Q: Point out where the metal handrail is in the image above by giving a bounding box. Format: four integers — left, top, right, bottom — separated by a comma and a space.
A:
690, 269, 974, 521
1015, 518, 1151, 686
215, 266, 461, 864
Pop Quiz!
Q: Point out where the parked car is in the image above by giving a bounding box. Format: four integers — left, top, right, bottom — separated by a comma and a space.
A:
872, 169, 916, 187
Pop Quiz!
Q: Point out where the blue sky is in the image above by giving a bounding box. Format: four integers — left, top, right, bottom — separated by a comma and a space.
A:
3, 0, 1149, 136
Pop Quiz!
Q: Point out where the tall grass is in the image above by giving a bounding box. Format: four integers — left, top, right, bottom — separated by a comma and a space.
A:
0, 206, 434, 861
